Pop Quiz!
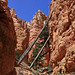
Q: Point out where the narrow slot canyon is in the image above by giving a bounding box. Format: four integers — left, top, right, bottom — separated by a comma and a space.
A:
0, 0, 75, 75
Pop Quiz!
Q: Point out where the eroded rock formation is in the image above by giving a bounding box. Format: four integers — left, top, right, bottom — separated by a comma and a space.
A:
0, 0, 16, 75
29, 10, 47, 46
10, 9, 30, 64
48, 0, 75, 74
10, 8, 49, 67
28, 10, 48, 65
1, 0, 74, 74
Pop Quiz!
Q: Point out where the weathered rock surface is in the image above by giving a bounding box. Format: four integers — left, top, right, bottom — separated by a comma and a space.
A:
29, 10, 47, 46
10, 8, 49, 67
48, 0, 75, 74
0, 0, 16, 75
28, 10, 48, 64
15, 67, 34, 75
10, 9, 30, 64
1, 0, 75, 75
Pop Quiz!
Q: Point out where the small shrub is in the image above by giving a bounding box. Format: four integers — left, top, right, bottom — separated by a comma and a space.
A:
15, 51, 21, 59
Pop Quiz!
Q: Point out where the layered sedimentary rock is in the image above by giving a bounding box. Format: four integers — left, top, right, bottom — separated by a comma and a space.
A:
0, 0, 16, 75
10, 9, 30, 64
48, 0, 75, 74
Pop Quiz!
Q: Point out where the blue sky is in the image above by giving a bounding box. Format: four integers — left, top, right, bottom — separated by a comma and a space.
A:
8, 0, 51, 22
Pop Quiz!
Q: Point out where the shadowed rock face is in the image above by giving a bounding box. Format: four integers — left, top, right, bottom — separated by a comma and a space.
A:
48, 0, 75, 74
0, 0, 16, 75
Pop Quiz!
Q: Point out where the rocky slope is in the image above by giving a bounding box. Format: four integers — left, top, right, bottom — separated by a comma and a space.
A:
0, 0, 16, 75
48, 0, 75, 74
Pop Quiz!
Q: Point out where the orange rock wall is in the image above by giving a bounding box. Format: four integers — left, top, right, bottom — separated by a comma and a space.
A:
48, 0, 75, 74
10, 9, 30, 64
11, 9, 50, 67
0, 0, 16, 75
42, 45, 50, 67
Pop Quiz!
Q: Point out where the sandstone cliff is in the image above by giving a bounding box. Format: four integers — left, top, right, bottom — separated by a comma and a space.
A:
10, 9, 30, 64
48, 0, 75, 74
0, 0, 16, 75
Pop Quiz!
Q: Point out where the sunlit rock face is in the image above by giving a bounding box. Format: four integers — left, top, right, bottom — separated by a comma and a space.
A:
0, 0, 16, 75
29, 10, 47, 46
10, 9, 30, 64
48, 0, 75, 74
